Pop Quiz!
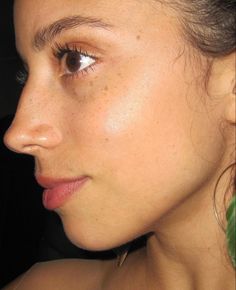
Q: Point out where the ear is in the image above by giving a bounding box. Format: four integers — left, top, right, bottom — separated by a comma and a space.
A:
208, 52, 235, 124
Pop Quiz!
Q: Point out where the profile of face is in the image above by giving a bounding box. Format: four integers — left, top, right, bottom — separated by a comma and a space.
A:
4, 0, 233, 251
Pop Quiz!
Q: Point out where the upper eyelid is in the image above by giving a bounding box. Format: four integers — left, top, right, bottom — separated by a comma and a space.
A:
52, 43, 87, 58
51, 42, 100, 60
17, 31, 109, 65
16, 42, 99, 83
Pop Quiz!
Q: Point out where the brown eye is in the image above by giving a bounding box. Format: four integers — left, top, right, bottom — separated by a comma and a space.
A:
66, 51, 82, 73
61, 50, 96, 76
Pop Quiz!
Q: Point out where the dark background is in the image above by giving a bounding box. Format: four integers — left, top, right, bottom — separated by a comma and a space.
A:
0, 2, 113, 287
0, 1, 46, 287
0, 0, 20, 119
0, 2, 144, 287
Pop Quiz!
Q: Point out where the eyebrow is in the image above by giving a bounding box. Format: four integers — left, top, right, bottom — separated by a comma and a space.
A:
33, 15, 113, 51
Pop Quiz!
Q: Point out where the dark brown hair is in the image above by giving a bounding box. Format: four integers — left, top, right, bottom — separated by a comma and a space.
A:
161, 0, 236, 57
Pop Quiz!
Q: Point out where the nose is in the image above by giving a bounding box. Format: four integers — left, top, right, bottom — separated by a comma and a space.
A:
4, 87, 62, 156
4, 121, 62, 155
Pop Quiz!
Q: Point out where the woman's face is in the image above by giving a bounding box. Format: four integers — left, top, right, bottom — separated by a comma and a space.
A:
5, 0, 225, 250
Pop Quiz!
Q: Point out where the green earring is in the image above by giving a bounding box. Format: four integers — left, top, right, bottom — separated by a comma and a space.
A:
226, 194, 236, 268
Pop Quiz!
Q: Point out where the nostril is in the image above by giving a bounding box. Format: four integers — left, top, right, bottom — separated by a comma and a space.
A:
30, 125, 63, 148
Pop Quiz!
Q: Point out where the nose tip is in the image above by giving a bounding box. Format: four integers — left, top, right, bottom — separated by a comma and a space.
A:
4, 120, 62, 155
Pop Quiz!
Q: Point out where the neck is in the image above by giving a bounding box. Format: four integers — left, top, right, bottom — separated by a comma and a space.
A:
145, 179, 235, 290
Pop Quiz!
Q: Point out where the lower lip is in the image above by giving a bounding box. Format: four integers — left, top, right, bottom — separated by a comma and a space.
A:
42, 178, 88, 210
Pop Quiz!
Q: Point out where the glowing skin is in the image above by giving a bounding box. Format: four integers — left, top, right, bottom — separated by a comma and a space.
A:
4, 0, 235, 289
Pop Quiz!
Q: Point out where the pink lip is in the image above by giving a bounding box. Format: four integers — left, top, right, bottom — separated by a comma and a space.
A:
36, 176, 89, 210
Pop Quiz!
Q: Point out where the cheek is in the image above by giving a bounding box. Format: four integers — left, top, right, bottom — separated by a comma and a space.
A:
102, 88, 154, 136
87, 75, 223, 198
66, 47, 224, 188
103, 98, 142, 134
57, 61, 226, 251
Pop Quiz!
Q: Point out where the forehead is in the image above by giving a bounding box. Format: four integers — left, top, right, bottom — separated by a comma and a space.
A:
14, 0, 180, 60
14, 0, 159, 31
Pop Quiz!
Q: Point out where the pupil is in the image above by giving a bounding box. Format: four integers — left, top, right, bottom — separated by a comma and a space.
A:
66, 52, 81, 73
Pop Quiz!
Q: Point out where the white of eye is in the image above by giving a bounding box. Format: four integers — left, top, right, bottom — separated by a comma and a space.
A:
79, 54, 96, 72
61, 51, 96, 76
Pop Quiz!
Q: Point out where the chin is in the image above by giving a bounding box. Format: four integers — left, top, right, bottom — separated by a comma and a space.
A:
61, 218, 137, 252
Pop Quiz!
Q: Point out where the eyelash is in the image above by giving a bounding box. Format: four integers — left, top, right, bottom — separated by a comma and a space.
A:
16, 66, 28, 85
52, 42, 97, 79
16, 43, 97, 85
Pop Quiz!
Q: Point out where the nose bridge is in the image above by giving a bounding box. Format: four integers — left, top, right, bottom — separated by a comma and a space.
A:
4, 81, 62, 155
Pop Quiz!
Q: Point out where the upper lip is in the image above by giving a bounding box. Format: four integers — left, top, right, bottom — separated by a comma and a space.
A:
35, 175, 88, 189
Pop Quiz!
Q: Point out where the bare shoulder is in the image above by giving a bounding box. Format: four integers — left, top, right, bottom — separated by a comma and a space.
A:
2, 258, 111, 290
